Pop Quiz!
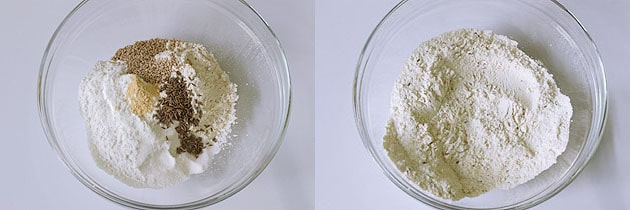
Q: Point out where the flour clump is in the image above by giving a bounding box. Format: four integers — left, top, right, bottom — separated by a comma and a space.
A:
383, 29, 572, 200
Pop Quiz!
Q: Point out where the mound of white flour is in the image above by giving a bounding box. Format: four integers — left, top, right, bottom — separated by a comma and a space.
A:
384, 29, 572, 200
79, 41, 237, 188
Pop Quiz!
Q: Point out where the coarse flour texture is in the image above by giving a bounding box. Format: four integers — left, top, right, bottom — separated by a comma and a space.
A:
384, 29, 572, 200
79, 41, 237, 188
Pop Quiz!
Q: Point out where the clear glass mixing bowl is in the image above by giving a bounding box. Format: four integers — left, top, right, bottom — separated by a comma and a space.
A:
354, 0, 607, 209
38, 0, 290, 208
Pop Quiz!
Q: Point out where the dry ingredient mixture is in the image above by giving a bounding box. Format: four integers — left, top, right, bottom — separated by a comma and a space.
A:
384, 29, 573, 200
79, 38, 238, 188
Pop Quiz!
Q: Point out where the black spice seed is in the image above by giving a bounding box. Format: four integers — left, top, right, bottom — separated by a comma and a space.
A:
155, 74, 205, 158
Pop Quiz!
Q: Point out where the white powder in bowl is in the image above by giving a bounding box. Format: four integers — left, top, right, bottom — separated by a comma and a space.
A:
384, 29, 572, 200
78, 40, 237, 188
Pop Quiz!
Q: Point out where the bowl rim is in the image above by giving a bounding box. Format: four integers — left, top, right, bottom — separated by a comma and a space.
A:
37, 0, 291, 209
353, 0, 607, 209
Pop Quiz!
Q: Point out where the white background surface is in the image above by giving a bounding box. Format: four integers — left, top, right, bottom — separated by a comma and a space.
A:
315, 0, 630, 209
0, 0, 313, 209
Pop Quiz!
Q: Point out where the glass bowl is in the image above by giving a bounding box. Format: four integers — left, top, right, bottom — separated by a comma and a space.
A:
38, 0, 290, 208
354, 0, 606, 209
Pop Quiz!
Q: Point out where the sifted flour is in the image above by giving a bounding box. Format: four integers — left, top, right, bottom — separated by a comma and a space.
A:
384, 29, 572, 200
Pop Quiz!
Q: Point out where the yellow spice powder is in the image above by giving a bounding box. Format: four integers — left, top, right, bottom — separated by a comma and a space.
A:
126, 74, 159, 117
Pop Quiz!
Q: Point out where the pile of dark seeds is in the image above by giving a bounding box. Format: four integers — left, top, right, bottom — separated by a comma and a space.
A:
113, 38, 207, 158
